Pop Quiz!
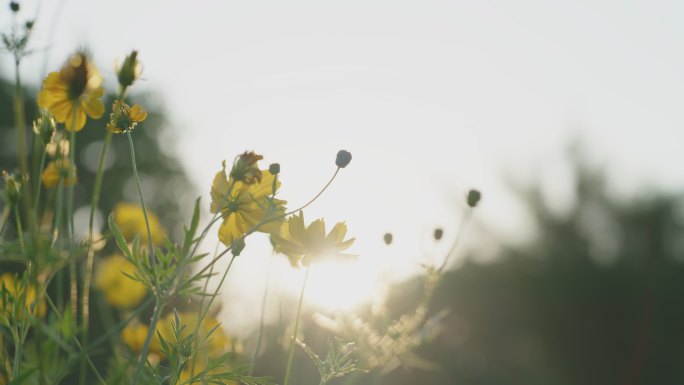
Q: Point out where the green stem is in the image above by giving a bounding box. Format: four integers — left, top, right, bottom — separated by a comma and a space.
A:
190, 242, 220, 377
80, 130, 113, 385
66, 129, 76, 242
0, 206, 10, 238
126, 132, 155, 264
34, 149, 47, 217
283, 264, 311, 385
14, 206, 26, 256
12, 328, 22, 380
13, 55, 36, 240
194, 254, 237, 337
53, 179, 64, 243
43, 295, 107, 385
250, 253, 274, 375
130, 300, 164, 385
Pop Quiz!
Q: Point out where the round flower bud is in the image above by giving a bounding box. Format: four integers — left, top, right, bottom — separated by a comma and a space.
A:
231, 238, 246, 257
433, 228, 443, 241
269, 163, 280, 175
336, 150, 352, 168
467, 189, 481, 208
25, 20, 34, 30
383, 232, 393, 245
10, 2, 19, 12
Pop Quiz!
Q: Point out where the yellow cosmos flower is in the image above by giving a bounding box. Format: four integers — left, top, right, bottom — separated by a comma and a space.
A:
94, 254, 147, 308
122, 323, 162, 354
106, 100, 147, 134
210, 161, 286, 246
41, 159, 77, 188
113, 202, 166, 245
0, 273, 46, 318
271, 212, 355, 267
37, 52, 105, 131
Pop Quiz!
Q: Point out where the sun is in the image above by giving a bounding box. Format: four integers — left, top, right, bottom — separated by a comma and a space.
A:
280, 254, 386, 312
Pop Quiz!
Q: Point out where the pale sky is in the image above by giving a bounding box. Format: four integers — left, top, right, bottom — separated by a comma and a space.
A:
2, 0, 684, 335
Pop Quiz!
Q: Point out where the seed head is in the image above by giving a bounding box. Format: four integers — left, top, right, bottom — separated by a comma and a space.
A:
433, 228, 443, 241
467, 189, 481, 208
335, 150, 352, 168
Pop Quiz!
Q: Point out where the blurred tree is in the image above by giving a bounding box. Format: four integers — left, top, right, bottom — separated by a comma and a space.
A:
0, 76, 195, 241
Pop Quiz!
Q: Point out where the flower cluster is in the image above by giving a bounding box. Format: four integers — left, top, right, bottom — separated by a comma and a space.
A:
0, 273, 46, 318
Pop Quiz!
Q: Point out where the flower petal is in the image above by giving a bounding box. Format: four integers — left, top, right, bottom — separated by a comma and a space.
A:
130, 105, 148, 122
326, 222, 347, 244
64, 108, 87, 131
81, 94, 105, 119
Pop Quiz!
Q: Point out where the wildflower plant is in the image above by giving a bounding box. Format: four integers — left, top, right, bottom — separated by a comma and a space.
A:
0, 5, 479, 385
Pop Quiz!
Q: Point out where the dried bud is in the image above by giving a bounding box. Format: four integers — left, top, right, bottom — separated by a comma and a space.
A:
383, 232, 393, 245
116, 50, 142, 91
336, 150, 352, 168
10, 2, 19, 12
230, 151, 263, 184
467, 189, 481, 208
269, 163, 280, 175
433, 228, 443, 241
33, 110, 56, 145
3, 171, 21, 205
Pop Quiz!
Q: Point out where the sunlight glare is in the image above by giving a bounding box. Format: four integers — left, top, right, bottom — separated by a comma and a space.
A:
294, 256, 384, 312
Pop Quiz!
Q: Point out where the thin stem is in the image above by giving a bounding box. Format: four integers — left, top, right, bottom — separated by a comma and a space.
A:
126, 132, 155, 263
34, 149, 47, 216
283, 264, 311, 385
13, 56, 36, 239
69, 258, 77, 328
66, 129, 76, 241
0, 207, 10, 239
12, 328, 22, 379
284, 167, 339, 217
195, 254, 237, 332
14, 206, 26, 256
250, 253, 274, 375
43, 295, 107, 385
438, 208, 472, 273
130, 300, 164, 385
190, 242, 220, 377
80, 130, 113, 385
13, 271, 31, 380
53, 180, 64, 243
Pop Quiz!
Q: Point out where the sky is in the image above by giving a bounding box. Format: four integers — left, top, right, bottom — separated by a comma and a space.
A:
2, 0, 684, 335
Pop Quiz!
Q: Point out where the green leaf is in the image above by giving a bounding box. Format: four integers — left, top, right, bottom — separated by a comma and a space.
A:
108, 214, 132, 259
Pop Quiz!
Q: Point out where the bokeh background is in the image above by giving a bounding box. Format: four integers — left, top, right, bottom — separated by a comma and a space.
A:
2, 1, 684, 384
